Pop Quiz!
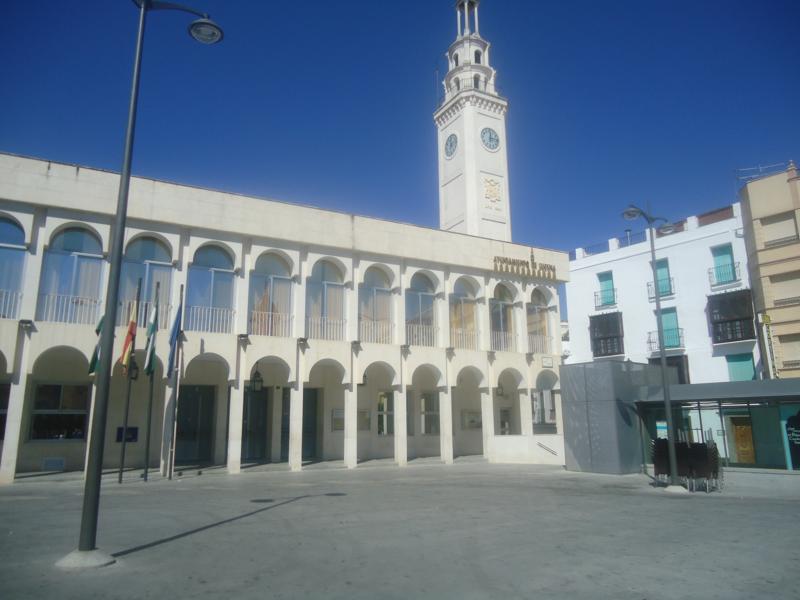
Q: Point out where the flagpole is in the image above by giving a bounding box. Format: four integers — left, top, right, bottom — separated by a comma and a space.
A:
143, 281, 159, 483
168, 284, 184, 480
118, 278, 142, 484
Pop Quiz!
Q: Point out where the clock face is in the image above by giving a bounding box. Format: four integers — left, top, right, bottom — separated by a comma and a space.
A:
445, 134, 458, 158
481, 127, 500, 151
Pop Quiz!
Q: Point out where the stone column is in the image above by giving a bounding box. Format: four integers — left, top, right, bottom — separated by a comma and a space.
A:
288, 381, 304, 472
519, 388, 534, 437
270, 386, 282, 462
0, 325, 32, 484
348, 258, 359, 342
344, 383, 357, 468
226, 384, 244, 474
394, 386, 407, 466
480, 387, 494, 461
439, 385, 454, 465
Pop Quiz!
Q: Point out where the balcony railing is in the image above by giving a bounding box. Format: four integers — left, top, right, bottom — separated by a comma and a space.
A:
36, 294, 102, 325
491, 330, 515, 352
647, 328, 685, 352
406, 323, 437, 347
647, 278, 675, 300
185, 305, 235, 334
359, 320, 393, 344
711, 319, 755, 344
528, 334, 551, 355
708, 263, 741, 286
594, 289, 617, 309
250, 311, 292, 338
450, 327, 478, 350
306, 316, 346, 341
117, 300, 172, 330
591, 336, 624, 358
0, 290, 22, 320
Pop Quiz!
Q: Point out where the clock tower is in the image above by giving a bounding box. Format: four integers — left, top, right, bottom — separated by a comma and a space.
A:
434, 0, 512, 242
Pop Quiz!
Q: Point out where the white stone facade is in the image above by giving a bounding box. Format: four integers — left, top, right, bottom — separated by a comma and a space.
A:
0, 153, 568, 481
566, 203, 763, 384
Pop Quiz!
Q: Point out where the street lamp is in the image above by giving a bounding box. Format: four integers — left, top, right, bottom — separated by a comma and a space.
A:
622, 204, 684, 492
58, 0, 223, 570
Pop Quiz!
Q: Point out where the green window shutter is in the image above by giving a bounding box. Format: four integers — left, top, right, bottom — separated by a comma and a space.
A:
712, 245, 735, 283
655, 259, 671, 296
598, 272, 614, 305
726, 353, 756, 381
659, 308, 680, 348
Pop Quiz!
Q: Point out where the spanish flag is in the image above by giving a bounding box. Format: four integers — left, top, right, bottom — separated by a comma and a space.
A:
118, 299, 138, 375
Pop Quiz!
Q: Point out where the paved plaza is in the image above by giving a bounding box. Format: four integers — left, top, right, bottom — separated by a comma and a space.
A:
0, 461, 797, 599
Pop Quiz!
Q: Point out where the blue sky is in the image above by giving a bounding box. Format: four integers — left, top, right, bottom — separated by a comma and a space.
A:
2, 0, 798, 254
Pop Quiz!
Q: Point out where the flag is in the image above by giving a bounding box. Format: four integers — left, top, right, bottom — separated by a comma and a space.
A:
118, 299, 138, 375
88, 315, 104, 375
143, 299, 158, 376
167, 302, 182, 378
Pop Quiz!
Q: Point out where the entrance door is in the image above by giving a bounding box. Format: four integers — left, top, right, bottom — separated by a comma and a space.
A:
176, 385, 215, 463
303, 389, 318, 460
731, 417, 755, 464
242, 388, 268, 461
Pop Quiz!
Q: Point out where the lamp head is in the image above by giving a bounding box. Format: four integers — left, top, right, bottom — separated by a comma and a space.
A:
622, 205, 642, 221
189, 18, 224, 44
657, 223, 676, 236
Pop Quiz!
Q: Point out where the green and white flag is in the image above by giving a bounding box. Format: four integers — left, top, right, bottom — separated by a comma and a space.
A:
143, 300, 159, 376
88, 315, 104, 375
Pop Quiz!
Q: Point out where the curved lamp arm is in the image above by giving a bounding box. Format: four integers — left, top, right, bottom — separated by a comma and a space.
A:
133, 0, 208, 18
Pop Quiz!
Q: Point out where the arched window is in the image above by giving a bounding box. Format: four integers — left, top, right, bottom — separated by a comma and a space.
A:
120, 237, 173, 327
37, 227, 104, 324
406, 273, 436, 346
453, 53, 459, 67
450, 278, 477, 349
490, 284, 515, 351
474, 50, 482, 65
533, 371, 559, 433
186, 245, 235, 333
306, 259, 345, 340
0, 218, 25, 319
250, 253, 292, 337
527, 289, 551, 354
359, 266, 392, 344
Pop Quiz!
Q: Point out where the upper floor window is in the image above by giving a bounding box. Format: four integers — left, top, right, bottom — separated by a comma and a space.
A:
450, 278, 477, 349
406, 273, 436, 346
708, 289, 755, 344
527, 289, 551, 354
306, 259, 345, 340
770, 270, 800, 307
359, 266, 392, 344
596, 271, 616, 308
490, 284, 515, 351
37, 227, 104, 325
250, 252, 292, 337
474, 50, 482, 64
453, 53, 459, 67
709, 244, 739, 286
186, 245, 235, 333
761, 211, 798, 248
590, 312, 624, 357
0, 218, 26, 319
648, 259, 673, 298
120, 237, 173, 327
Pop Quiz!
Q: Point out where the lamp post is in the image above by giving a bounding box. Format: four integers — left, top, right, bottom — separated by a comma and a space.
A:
58, 0, 223, 569
622, 204, 684, 491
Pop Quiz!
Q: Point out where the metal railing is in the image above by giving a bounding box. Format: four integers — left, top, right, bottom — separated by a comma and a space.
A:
583, 241, 610, 256
250, 311, 293, 338
647, 328, 685, 352
594, 289, 617, 309
711, 319, 755, 344
117, 299, 172, 329
306, 316, 346, 341
708, 263, 741, 286
450, 327, 478, 350
406, 323, 437, 347
647, 278, 675, 300
359, 320, 393, 344
528, 334, 551, 355
617, 230, 647, 248
491, 330, 515, 352
0, 289, 22, 319
184, 305, 235, 334
36, 293, 102, 325
439, 76, 499, 106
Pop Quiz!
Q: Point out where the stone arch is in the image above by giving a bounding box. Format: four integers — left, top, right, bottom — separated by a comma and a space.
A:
249, 355, 291, 386
494, 367, 526, 436
309, 256, 347, 283
536, 370, 559, 390
253, 249, 293, 276
530, 285, 556, 307
32, 346, 90, 377
453, 365, 484, 458
184, 353, 230, 381
192, 243, 235, 269
307, 358, 347, 385
48, 223, 103, 254
455, 364, 485, 388
361, 263, 394, 288
125, 231, 174, 262
360, 360, 397, 386
0, 212, 26, 245
452, 275, 482, 298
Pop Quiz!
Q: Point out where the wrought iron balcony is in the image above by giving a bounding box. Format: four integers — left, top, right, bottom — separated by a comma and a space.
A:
0, 290, 22, 320
359, 319, 393, 344
647, 328, 685, 352
185, 305, 235, 334
306, 316, 347, 341
250, 311, 293, 338
647, 278, 675, 300
491, 330, 515, 352
594, 289, 618, 310
36, 293, 102, 325
708, 263, 741, 286
528, 334, 551, 355
450, 327, 478, 350
406, 323, 437, 347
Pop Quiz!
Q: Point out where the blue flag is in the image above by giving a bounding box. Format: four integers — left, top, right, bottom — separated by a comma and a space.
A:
167, 303, 182, 378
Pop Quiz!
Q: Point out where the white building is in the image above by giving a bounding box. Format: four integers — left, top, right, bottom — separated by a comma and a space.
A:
0, 0, 569, 482
566, 203, 762, 384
